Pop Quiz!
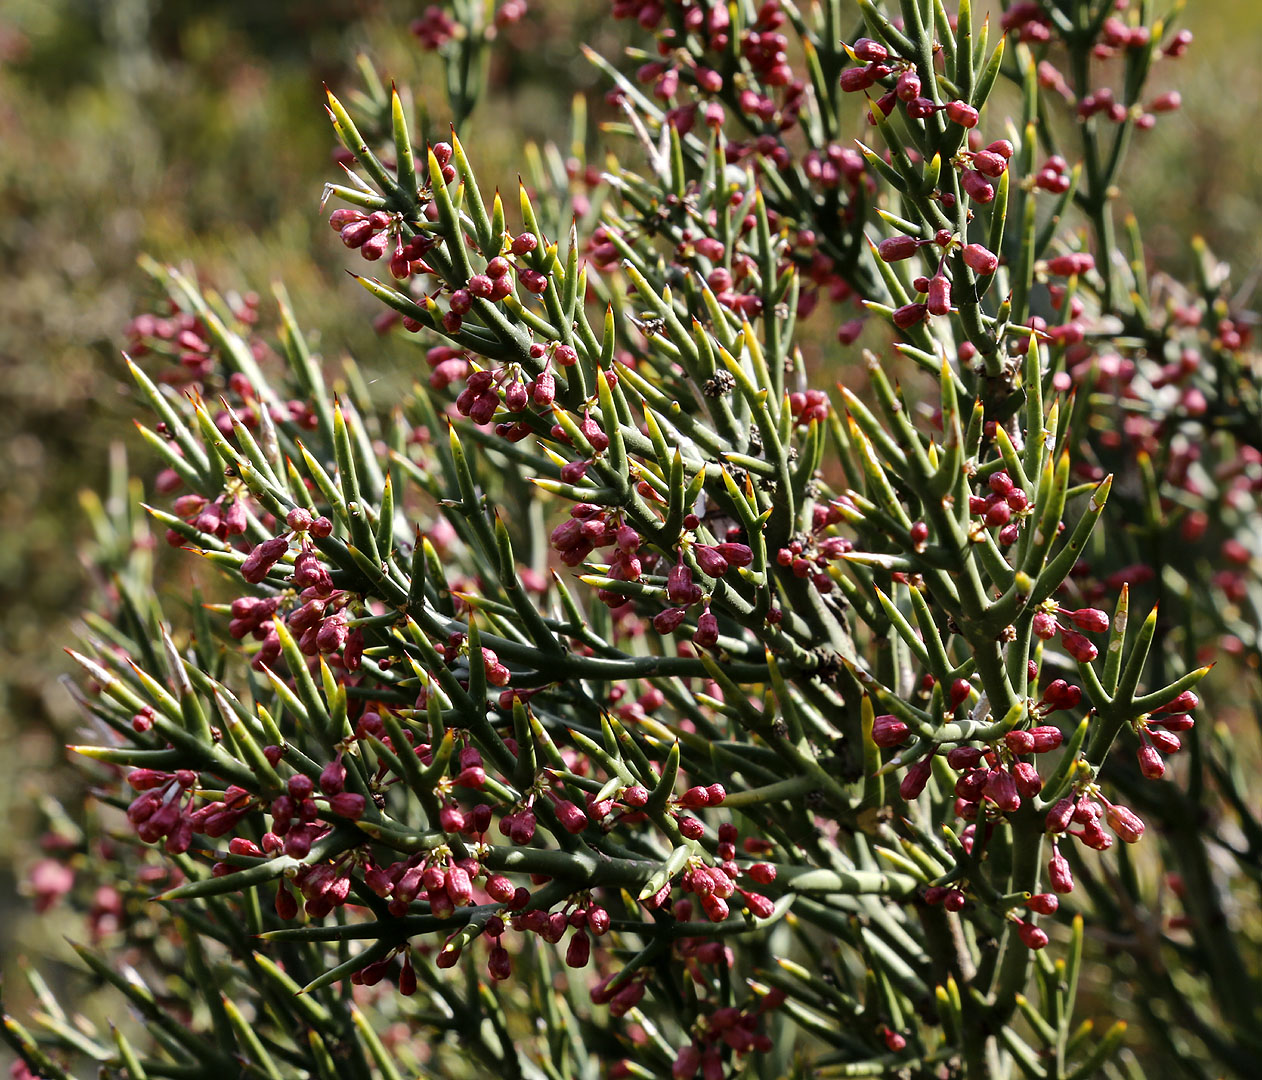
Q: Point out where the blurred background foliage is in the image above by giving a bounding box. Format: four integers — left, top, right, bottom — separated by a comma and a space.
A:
0, 0, 1258, 1051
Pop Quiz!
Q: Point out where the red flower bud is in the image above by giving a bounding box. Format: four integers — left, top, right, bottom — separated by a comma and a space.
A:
694, 545, 730, 578
488, 944, 512, 981
900, 757, 933, 800
878, 235, 920, 262
962, 243, 999, 275
852, 37, 888, 61
679, 785, 711, 808
1029, 726, 1064, 752
1016, 919, 1048, 950
944, 99, 979, 127
984, 768, 1021, 812
1026, 892, 1058, 915
319, 755, 346, 796
892, 302, 928, 329
1060, 629, 1099, 663
693, 609, 719, 647
927, 275, 952, 316
872, 714, 909, 748
328, 792, 365, 819
553, 799, 589, 834
1045, 798, 1075, 832
1006, 730, 1036, 755
1013, 762, 1043, 798
1067, 607, 1109, 633
946, 745, 984, 770
566, 928, 591, 968
1105, 803, 1145, 843
1049, 848, 1074, 893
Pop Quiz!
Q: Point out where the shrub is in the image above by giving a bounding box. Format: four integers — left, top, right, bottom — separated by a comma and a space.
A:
5, 2, 1260, 1078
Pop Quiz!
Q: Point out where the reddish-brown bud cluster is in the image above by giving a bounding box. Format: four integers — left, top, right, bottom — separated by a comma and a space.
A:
1134, 691, 1199, 778
1031, 603, 1108, 662
967, 470, 1030, 545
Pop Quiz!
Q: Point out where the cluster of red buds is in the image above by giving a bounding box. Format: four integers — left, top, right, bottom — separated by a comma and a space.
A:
963, 469, 1030, 544
165, 491, 249, 545
669, 991, 784, 1079
1134, 690, 1198, 779
22, 3, 1250, 1078
408, 6, 457, 49
330, 207, 437, 281
654, 538, 754, 644
1032, 602, 1109, 664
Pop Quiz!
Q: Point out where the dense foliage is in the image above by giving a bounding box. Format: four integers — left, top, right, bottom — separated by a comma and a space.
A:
4, 2, 1261, 1078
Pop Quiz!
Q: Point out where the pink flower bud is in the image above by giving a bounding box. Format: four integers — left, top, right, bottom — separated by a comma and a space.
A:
899, 757, 933, 800
1029, 726, 1063, 753
852, 37, 887, 61
944, 100, 979, 127
1013, 762, 1043, 798
1047, 253, 1095, 276
1045, 798, 1075, 833
892, 302, 928, 329
328, 792, 365, 819
693, 609, 719, 647
1060, 629, 1099, 663
319, 756, 346, 796
553, 799, 589, 834
896, 69, 921, 101
679, 816, 706, 840
960, 170, 995, 204
984, 768, 1021, 812
1017, 919, 1048, 950
927, 275, 952, 315
839, 66, 878, 93
962, 243, 999, 275
1105, 803, 1145, 843
878, 234, 922, 264
654, 607, 688, 634
1140, 741, 1166, 777
972, 150, 1008, 177
1026, 892, 1058, 915
315, 614, 349, 654
241, 537, 289, 584
1048, 848, 1074, 893
1068, 607, 1109, 633
445, 864, 473, 905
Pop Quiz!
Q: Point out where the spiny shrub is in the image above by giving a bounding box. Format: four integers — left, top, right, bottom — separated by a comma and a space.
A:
7, 2, 1260, 1078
